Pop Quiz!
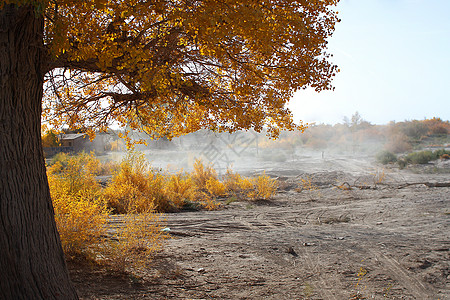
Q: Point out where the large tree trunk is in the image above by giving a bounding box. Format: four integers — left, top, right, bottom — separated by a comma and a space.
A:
0, 5, 78, 299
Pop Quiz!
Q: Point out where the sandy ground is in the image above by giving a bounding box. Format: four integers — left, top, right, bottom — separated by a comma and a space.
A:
70, 154, 450, 299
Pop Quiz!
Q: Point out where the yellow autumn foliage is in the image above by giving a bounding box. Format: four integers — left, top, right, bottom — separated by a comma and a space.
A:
297, 176, 322, 200
47, 153, 108, 258
164, 173, 196, 210
47, 152, 168, 269
100, 211, 168, 272
47, 151, 278, 265
191, 159, 219, 188
41, 129, 59, 148
192, 159, 226, 196
104, 156, 223, 212
205, 177, 227, 198
224, 169, 278, 201
252, 172, 279, 200
39, 1, 339, 140
103, 151, 171, 213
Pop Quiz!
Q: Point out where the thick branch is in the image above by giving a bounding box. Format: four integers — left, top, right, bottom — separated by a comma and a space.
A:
46, 56, 102, 73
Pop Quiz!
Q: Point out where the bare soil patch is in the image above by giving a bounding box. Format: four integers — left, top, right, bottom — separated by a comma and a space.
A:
70, 155, 450, 299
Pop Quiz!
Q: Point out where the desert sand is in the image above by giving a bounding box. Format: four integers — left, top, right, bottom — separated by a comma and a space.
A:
70, 153, 449, 299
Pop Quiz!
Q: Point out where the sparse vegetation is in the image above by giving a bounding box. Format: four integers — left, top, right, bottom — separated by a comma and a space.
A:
47, 151, 168, 272
376, 150, 397, 165
349, 264, 369, 300
252, 116, 449, 158
224, 169, 278, 201
43, 143, 450, 299
99, 212, 168, 273
371, 169, 386, 187
404, 150, 435, 164
40, 118, 448, 297
46, 151, 279, 270
395, 149, 450, 167
297, 176, 321, 200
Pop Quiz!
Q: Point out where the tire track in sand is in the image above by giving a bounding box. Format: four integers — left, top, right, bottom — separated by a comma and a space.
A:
297, 245, 338, 300
367, 248, 432, 299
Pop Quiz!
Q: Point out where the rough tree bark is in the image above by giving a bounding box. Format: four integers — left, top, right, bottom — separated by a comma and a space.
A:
0, 5, 78, 299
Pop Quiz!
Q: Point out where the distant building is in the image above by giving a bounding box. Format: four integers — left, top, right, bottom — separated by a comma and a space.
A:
43, 132, 111, 157
59, 133, 88, 153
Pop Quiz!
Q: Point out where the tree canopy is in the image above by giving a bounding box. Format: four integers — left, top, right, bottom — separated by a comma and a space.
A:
3, 0, 340, 138
0, 1, 339, 298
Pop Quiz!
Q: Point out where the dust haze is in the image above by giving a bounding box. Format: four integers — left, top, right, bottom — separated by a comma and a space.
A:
72, 118, 450, 299
108, 125, 385, 175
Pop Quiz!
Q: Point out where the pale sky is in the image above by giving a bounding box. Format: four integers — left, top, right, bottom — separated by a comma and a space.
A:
288, 0, 450, 125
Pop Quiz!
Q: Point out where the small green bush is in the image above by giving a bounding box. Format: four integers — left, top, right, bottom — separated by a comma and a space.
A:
404, 150, 434, 164
397, 149, 450, 167
376, 150, 397, 164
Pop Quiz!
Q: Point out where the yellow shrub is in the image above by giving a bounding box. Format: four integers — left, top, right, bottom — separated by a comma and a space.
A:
297, 176, 321, 200
223, 168, 243, 192
191, 159, 218, 188
205, 177, 226, 197
188, 159, 221, 208
239, 177, 255, 191
48, 152, 101, 193
50, 152, 70, 168
52, 192, 109, 257
47, 160, 64, 175
252, 172, 278, 200
103, 151, 172, 213
147, 172, 174, 212
104, 154, 225, 212
47, 154, 108, 258
299, 176, 317, 192
48, 151, 168, 272
223, 169, 277, 201
81, 152, 101, 175
164, 173, 196, 210
101, 211, 168, 272
195, 191, 221, 210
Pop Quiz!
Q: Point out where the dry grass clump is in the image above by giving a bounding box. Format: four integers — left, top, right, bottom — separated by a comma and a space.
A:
99, 211, 168, 273
296, 176, 321, 200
